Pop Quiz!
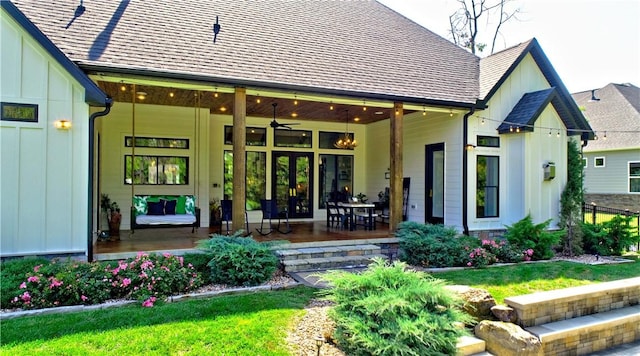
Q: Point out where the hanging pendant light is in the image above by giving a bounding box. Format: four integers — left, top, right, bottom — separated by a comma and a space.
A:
335, 109, 357, 149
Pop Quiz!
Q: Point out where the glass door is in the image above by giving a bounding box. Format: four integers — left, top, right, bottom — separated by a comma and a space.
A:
425, 143, 445, 224
272, 152, 314, 218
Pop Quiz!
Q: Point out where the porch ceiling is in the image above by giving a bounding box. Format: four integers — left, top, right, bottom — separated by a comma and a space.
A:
98, 81, 416, 125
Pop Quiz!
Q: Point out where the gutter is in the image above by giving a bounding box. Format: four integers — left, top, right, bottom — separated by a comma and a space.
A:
87, 99, 113, 262
462, 102, 480, 236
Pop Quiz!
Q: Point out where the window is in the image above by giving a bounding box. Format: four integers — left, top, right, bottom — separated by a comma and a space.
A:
1, 102, 38, 122
125, 136, 189, 149
224, 126, 266, 146
224, 151, 267, 210
630, 162, 640, 193
319, 154, 354, 208
477, 155, 499, 218
594, 157, 605, 167
274, 129, 312, 148
477, 135, 500, 147
319, 131, 356, 150
582, 158, 588, 168
125, 156, 188, 185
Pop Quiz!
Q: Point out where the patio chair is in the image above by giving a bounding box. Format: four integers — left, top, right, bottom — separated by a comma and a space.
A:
326, 201, 346, 228
256, 199, 291, 235
354, 207, 378, 230
221, 199, 249, 235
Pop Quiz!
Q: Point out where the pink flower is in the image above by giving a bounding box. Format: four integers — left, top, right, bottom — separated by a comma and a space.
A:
27, 276, 39, 283
142, 296, 157, 308
33, 265, 42, 272
161, 266, 170, 272
122, 278, 132, 287
467, 262, 472, 267
81, 295, 88, 301
21, 291, 31, 302
179, 257, 184, 266
163, 252, 172, 258
20, 282, 27, 289
49, 277, 63, 289
119, 262, 128, 270
112, 267, 121, 275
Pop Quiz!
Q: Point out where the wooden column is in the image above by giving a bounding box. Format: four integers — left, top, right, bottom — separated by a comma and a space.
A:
389, 102, 403, 232
232, 87, 247, 232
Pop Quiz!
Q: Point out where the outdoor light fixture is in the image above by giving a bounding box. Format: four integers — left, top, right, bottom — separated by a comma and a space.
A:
465, 143, 476, 151
334, 109, 357, 149
136, 91, 147, 100
54, 119, 72, 130
314, 336, 324, 356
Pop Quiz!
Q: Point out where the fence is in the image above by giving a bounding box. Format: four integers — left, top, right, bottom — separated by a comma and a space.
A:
582, 203, 640, 245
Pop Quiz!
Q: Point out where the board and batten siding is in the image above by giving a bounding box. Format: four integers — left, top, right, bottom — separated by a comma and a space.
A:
97, 103, 210, 230
467, 53, 568, 231
1, 10, 90, 256
583, 149, 640, 194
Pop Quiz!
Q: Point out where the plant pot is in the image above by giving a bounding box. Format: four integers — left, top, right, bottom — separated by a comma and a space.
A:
108, 212, 122, 240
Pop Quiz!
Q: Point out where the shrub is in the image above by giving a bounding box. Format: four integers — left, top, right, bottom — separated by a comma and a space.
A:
465, 239, 526, 268
0, 257, 50, 309
182, 252, 215, 283
583, 216, 638, 256
397, 221, 476, 267
197, 232, 278, 286
504, 215, 563, 260
319, 258, 472, 355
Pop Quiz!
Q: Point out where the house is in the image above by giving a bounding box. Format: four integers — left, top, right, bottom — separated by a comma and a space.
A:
1, 0, 592, 260
572, 83, 640, 213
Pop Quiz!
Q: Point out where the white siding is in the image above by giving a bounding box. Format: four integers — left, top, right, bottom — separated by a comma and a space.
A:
584, 149, 640, 194
1, 10, 90, 256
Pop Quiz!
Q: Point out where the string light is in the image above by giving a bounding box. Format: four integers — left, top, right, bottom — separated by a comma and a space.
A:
481, 118, 485, 125
169, 91, 174, 98
213, 86, 219, 98
362, 100, 367, 111
449, 109, 453, 117
120, 81, 126, 92
556, 130, 561, 138
256, 94, 261, 104
293, 94, 298, 105
549, 129, 552, 137
329, 102, 334, 110
422, 105, 427, 116
516, 126, 520, 133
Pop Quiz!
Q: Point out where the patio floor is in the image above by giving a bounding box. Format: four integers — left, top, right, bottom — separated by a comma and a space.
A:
94, 221, 391, 260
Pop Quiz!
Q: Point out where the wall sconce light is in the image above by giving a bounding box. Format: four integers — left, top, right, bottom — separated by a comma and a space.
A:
384, 168, 391, 179
465, 144, 476, 151
54, 119, 72, 130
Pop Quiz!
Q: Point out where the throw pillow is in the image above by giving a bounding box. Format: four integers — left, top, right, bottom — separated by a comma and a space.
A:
176, 196, 187, 214
147, 201, 165, 215
164, 199, 177, 215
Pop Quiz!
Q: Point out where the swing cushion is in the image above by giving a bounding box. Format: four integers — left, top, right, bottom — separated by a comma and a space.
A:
132, 195, 196, 216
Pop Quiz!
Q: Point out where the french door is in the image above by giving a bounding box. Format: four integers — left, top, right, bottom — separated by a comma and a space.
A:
425, 143, 445, 224
272, 152, 314, 218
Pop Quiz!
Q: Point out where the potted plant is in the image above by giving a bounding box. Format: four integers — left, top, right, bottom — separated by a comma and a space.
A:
209, 198, 222, 228
101, 194, 121, 240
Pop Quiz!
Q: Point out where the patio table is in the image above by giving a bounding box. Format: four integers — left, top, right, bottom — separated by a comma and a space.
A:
338, 202, 376, 231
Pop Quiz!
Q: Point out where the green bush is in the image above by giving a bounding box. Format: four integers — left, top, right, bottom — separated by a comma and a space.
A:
197, 232, 278, 286
320, 258, 472, 355
0, 257, 50, 309
182, 252, 215, 283
583, 216, 638, 256
397, 221, 477, 267
504, 215, 563, 260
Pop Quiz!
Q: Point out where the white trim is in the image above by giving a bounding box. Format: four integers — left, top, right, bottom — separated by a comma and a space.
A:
582, 157, 588, 168
594, 156, 606, 168
629, 161, 640, 194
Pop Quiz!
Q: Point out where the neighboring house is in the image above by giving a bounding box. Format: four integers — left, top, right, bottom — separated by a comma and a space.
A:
572, 83, 640, 213
1, 0, 592, 260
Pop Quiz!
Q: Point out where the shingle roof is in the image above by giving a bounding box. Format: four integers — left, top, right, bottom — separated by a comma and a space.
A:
9, 0, 480, 106
497, 88, 556, 133
479, 40, 532, 100
1, 1, 109, 106
572, 83, 640, 151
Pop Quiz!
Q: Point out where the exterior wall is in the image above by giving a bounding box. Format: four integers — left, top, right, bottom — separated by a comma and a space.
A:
467, 53, 568, 232
583, 148, 640, 194
584, 194, 640, 213
364, 111, 464, 230
208, 112, 367, 224
1, 10, 90, 256
97, 103, 210, 229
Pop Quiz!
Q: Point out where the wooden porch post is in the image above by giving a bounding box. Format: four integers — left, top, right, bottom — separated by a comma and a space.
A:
389, 102, 403, 232
232, 87, 247, 232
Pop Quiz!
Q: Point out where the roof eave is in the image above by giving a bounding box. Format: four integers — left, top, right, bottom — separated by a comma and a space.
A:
1, 1, 109, 107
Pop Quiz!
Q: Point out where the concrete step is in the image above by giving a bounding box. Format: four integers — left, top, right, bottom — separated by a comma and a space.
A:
281, 253, 386, 272
275, 244, 381, 261
457, 335, 487, 356
526, 305, 640, 355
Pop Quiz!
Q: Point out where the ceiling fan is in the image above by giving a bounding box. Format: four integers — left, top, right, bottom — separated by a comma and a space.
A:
269, 103, 300, 129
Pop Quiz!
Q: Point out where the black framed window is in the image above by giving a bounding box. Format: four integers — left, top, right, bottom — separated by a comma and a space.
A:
224, 126, 267, 146
477, 155, 499, 218
125, 155, 188, 185
477, 135, 500, 147
319, 154, 354, 208
319, 131, 356, 150
274, 129, 312, 148
125, 136, 189, 149
223, 151, 267, 210
1, 102, 38, 122
629, 162, 640, 193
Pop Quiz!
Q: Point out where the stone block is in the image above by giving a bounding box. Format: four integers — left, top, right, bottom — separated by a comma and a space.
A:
475, 320, 543, 356
491, 305, 518, 323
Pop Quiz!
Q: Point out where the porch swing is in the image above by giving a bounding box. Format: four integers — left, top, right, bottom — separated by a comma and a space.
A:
128, 86, 201, 234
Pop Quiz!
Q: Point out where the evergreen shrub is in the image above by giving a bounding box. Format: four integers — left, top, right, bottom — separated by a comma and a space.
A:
396, 221, 477, 267
504, 215, 563, 260
320, 258, 472, 355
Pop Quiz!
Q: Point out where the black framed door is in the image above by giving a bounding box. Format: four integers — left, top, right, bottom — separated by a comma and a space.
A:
272, 152, 314, 218
425, 143, 445, 224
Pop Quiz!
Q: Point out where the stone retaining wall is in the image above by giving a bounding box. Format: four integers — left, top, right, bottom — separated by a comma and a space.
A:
584, 194, 640, 213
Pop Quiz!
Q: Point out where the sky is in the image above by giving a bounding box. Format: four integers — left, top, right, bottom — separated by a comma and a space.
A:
377, 0, 640, 94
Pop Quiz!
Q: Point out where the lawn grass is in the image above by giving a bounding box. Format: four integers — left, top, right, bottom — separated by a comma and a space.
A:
435, 260, 640, 304
1, 286, 317, 355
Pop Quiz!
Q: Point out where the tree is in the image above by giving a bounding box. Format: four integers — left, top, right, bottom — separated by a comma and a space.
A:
449, 0, 520, 54
559, 139, 585, 256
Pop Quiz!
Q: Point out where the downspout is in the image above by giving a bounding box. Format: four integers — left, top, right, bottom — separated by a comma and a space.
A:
87, 98, 113, 262
462, 105, 477, 236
